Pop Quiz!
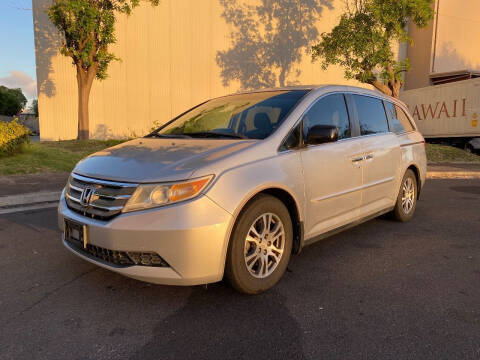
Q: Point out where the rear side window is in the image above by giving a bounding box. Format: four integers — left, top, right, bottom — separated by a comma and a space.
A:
302, 93, 351, 140
395, 105, 414, 132
385, 102, 414, 133
352, 95, 389, 136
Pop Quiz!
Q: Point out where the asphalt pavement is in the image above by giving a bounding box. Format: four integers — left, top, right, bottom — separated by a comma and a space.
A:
0, 179, 479, 360
0, 172, 69, 197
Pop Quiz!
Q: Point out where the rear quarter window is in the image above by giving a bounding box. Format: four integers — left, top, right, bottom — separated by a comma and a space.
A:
395, 105, 414, 132
385, 102, 414, 134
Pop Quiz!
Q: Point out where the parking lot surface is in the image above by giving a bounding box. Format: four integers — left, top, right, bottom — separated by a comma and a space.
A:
1, 179, 479, 360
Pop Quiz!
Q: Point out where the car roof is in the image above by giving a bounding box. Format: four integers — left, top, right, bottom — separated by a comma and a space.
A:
218, 84, 408, 110
215, 84, 408, 109
235, 84, 391, 99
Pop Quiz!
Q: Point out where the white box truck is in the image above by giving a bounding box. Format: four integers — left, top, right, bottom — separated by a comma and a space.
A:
401, 78, 480, 153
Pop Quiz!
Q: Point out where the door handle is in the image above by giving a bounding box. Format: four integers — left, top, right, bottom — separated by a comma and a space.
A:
351, 156, 364, 163
364, 154, 374, 160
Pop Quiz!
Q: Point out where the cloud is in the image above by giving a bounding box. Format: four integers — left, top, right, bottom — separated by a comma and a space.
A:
0, 70, 37, 99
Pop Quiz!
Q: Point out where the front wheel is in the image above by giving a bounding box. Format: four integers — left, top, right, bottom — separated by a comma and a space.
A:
392, 169, 418, 222
225, 195, 293, 294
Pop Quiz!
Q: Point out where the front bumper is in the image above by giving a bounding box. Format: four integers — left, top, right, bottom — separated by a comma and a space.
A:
58, 193, 233, 285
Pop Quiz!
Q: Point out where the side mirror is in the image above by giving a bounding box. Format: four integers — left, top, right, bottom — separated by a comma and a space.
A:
305, 125, 338, 145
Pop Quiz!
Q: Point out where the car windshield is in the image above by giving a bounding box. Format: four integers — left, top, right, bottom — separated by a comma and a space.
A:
152, 90, 309, 139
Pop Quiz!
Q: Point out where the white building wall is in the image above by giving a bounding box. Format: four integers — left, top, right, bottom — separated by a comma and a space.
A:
33, 0, 373, 140
432, 0, 480, 73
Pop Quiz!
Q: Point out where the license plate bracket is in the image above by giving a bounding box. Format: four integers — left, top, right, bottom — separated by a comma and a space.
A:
64, 219, 88, 249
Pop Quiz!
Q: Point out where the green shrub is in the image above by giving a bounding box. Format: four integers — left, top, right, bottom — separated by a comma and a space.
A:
0, 118, 30, 156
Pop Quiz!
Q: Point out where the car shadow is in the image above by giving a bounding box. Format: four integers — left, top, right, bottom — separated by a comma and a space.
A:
129, 282, 307, 360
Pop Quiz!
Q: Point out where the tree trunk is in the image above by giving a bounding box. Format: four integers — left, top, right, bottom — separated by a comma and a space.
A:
372, 80, 393, 97
76, 64, 96, 140
372, 79, 402, 99
385, 63, 402, 99
390, 80, 401, 99
278, 67, 286, 88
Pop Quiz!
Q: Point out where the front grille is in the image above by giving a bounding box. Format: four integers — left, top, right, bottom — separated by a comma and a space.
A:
65, 236, 169, 268
65, 173, 137, 220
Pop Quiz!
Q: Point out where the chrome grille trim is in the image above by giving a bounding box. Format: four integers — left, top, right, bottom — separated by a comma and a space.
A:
65, 173, 138, 220
72, 173, 138, 188
69, 184, 84, 192
90, 203, 124, 212
65, 192, 81, 203
95, 193, 132, 200
69, 184, 131, 200
65, 192, 124, 211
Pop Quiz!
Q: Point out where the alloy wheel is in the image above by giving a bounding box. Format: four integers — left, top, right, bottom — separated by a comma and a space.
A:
401, 177, 415, 214
244, 212, 285, 279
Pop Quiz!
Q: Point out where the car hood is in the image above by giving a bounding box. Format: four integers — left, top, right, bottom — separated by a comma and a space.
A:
73, 138, 256, 183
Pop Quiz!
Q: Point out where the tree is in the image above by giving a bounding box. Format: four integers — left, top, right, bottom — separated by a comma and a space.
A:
0, 86, 27, 116
48, 0, 160, 140
30, 99, 39, 117
311, 0, 434, 98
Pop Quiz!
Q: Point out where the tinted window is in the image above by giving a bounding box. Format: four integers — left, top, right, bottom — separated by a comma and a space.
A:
395, 105, 414, 132
156, 90, 309, 139
384, 102, 414, 133
353, 95, 389, 135
302, 94, 351, 140
281, 123, 301, 151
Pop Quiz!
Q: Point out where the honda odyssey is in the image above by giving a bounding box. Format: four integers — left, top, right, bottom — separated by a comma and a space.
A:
59, 85, 426, 294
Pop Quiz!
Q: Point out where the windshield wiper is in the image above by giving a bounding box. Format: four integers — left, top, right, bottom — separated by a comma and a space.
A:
186, 132, 248, 139
147, 133, 193, 139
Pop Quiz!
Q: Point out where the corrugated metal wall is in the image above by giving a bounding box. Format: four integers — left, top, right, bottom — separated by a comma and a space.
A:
33, 0, 371, 140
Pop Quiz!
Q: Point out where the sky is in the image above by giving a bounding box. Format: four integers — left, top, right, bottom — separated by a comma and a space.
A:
0, 0, 37, 102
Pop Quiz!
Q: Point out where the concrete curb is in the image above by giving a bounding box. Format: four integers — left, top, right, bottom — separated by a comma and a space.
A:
426, 172, 480, 179
0, 202, 59, 215
0, 191, 61, 208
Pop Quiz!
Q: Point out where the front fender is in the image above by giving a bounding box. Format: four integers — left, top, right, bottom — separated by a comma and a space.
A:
206, 151, 305, 221
205, 151, 305, 275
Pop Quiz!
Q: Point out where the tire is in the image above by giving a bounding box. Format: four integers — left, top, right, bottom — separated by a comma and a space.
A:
225, 195, 293, 294
392, 169, 418, 222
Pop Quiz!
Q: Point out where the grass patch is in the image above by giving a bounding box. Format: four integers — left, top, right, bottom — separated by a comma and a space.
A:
1, 139, 478, 176
426, 143, 480, 163
0, 139, 127, 175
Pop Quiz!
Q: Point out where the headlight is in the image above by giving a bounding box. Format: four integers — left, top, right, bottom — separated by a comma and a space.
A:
122, 175, 213, 212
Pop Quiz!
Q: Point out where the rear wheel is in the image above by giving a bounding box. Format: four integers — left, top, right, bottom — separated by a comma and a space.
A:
392, 169, 417, 222
225, 195, 292, 294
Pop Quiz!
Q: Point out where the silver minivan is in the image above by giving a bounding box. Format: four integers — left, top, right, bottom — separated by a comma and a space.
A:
59, 85, 426, 294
